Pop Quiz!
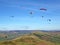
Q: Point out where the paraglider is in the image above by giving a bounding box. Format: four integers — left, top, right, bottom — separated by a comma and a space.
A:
10, 16, 14, 18
41, 16, 44, 18
47, 19, 51, 24
48, 19, 51, 22
29, 12, 34, 17
5, 35, 8, 39
30, 12, 33, 14
9, 16, 14, 20
40, 8, 47, 11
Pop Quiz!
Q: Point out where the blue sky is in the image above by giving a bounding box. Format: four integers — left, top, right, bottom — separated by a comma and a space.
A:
0, 0, 60, 30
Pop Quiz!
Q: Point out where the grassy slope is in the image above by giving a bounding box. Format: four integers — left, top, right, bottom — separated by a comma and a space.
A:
0, 34, 55, 45
0, 31, 60, 45
32, 32, 60, 45
0, 30, 33, 41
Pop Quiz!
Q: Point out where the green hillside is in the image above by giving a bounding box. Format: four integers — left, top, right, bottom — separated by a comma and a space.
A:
0, 31, 60, 45
0, 35, 55, 45
32, 32, 60, 45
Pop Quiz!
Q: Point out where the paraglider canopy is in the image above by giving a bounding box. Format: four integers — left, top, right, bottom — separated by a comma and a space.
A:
40, 8, 47, 11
